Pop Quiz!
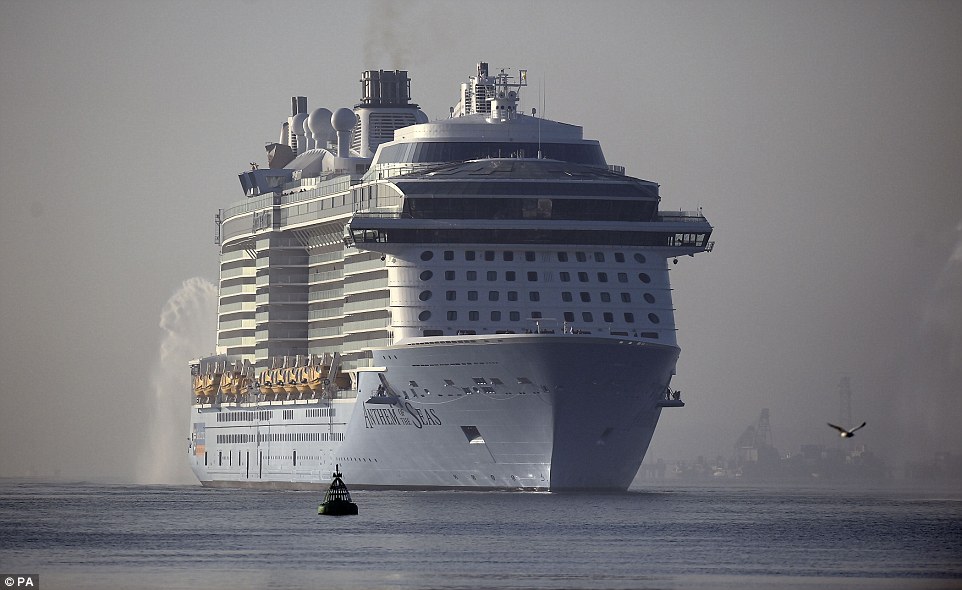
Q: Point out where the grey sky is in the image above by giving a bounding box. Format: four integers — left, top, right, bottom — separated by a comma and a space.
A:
1, 0, 959, 482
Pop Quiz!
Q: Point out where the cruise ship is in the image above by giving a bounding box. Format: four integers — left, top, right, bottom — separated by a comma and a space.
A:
188, 63, 713, 491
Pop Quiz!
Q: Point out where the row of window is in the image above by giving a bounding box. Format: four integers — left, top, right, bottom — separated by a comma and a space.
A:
216, 411, 273, 423
422, 250, 647, 264
216, 432, 346, 444
417, 310, 661, 324
419, 269, 653, 284
425, 290, 653, 304
215, 409, 336, 422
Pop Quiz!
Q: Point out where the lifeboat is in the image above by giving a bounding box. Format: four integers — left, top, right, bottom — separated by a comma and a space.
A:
235, 374, 252, 395
269, 368, 287, 395
201, 373, 221, 397
282, 367, 300, 395
258, 369, 273, 395
295, 366, 313, 395
193, 374, 206, 398
219, 371, 235, 396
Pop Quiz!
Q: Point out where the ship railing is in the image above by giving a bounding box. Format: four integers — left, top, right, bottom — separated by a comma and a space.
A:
657, 210, 707, 221
369, 162, 458, 180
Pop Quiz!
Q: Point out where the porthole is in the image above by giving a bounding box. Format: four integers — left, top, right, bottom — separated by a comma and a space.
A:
638, 272, 651, 284
418, 310, 431, 321
648, 313, 661, 324
634, 253, 647, 264
644, 293, 656, 304
421, 250, 434, 261
419, 270, 433, 280
419, 290, 432, 301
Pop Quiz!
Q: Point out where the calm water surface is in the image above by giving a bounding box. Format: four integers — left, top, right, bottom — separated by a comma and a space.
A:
0, 480, 960, 589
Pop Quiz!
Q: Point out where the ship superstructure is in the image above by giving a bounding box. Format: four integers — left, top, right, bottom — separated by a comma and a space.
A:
189, 62, 713, 490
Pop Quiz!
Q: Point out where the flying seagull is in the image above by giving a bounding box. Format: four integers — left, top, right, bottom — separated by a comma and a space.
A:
828, 422, 867, 438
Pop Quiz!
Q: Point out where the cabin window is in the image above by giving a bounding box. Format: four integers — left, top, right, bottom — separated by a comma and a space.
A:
509, 311, 520, 321
603, 312, 614, 323
594, 252, 605, 262
487, 271, 497, 281
576, 252, 587, 262
597, 272, 608, 283
469, 311, 479, 321
505, 271, 516, 281
488, 291, 499, 302
445, 271, 455, 280
638, 272, 651, 284
465, 251, 476, 261
557, 252, 569, 262
582, 312, 593, 322
447, 311, 457, 321
418, 311, 431, 321
562, 292, 573, 302
468, 291, 478, 301
446, 291, 456, 301
644, 293, 655, 304
420, 251, 434, 261
484, 251, 495, 261
525, 251, 536, 262
601, 292, 611, 303
444, 250, 454, 260
618, 272, 628, 283
529, 292, 540, 302
559, 272, 570, 282
503, 251, 514, 261
580, 292, 591, 302
491, 311, 501, 321
564, 312, 575, 322
648, 313, 661, 324
615, 252, 625, 263
420, 270, 433, 280
578, 272, 589, 282
634, 253, 647, 264
527, 271, 538, 282
621, 293, 632, 303
467, 271, 477, 281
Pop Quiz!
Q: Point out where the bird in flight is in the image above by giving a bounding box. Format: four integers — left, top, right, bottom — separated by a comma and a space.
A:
828, 422, 867, 438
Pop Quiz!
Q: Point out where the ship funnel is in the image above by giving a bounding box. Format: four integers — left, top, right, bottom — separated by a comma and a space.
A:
331, 108, 356, 157
289, 97, 308, 154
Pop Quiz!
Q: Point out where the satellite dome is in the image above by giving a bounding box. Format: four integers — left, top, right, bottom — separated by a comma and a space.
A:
331, 108, 356, 132
308, 107, 334, 140
291, 113, 309, 135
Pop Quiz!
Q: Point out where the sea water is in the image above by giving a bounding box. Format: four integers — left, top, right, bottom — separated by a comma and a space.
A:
0, 480, 959, 590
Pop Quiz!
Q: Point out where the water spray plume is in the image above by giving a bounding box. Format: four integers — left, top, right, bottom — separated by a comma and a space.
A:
138, 278, 217, 485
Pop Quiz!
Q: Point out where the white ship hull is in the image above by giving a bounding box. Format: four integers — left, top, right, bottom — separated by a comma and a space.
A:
189, 334, 680, 491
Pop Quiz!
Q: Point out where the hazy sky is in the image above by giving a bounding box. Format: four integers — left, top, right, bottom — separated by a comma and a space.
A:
1, 0, 960, 482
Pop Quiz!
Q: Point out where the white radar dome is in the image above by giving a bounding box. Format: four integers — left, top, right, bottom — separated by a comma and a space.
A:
291, 113, 308, 133
308, 107, 334, 140
331, 108, 356, 132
